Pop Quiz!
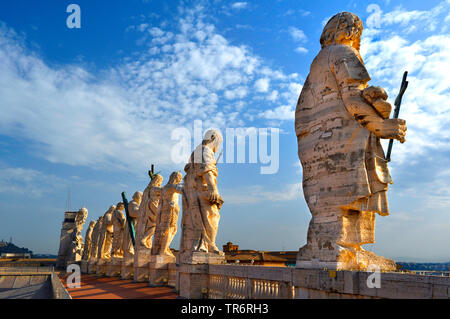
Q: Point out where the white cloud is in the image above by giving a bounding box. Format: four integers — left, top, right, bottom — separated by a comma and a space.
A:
0, 167, 63, 198
0, 6, 300, 173
361, 1, 450, 165
295, 46, 308, 54
231, 2, 248, 10
259, 105, 295, 121
223, 183, 302, 204
254, 78, 270, 92
288, 27, 307, 42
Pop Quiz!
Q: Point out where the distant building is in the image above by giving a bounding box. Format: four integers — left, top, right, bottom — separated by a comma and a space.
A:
223, 242, 297, 267
1, 252, 31, 259
0, 240, 33, 258
223, 242, 239, 252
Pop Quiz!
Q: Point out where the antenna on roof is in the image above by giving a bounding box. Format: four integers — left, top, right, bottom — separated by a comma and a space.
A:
66, 188, 72, 212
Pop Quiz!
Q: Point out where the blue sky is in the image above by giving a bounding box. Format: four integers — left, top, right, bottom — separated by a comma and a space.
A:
0, 0, 449, 262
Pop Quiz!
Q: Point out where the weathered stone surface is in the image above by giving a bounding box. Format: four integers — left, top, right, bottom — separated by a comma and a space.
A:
178, 130, 225, 264
123, 191, 142, 258
148, 255, 176, 286
81, 220, 96, 261
111, 203, 126, 258
96, 205, 115, 260
151, 172, 183, 257
106, 257, 122, 277
121, 255, 134, 280
136, 176, 162, 251
295, 12, 407, 271
134, 249, 151, 282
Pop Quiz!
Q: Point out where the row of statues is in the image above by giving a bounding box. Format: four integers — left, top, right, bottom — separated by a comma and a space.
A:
78, 129, 225, 279
64, 11, 406, 274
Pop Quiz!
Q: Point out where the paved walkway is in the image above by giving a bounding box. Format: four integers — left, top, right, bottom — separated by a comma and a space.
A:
59, 274, 178, 299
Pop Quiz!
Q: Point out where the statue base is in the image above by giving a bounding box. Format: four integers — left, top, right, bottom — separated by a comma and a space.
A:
134, 249, 151, 282
296, 244, 397, 271
88, 258, 97, 274
96, 258, 109, 276
149, 255, 176, 287
121, 255, 134, 280
179, 251, 226, 265
177, 251, 226, 299
106, 257, 122, 277
80, 260, 89, 274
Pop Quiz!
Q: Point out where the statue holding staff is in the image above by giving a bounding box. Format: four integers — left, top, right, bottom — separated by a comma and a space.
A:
295, 12, 407, 270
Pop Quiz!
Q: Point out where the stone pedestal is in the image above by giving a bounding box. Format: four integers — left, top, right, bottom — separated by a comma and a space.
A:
80, 260, 89, 274
88, 258, 97, 274
121, 255, 134, 280
168, 263, 177, 288
177, 252, 226, 299
96, 258, 108, 276
134, 249, 151, 282
106, 257, 122, 277
149, 255, 175, 287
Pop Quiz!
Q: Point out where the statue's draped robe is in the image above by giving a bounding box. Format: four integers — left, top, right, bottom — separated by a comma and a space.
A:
152, 184, 182, 256
180, 145, 220, 254
295, 44, 392, 247
82, 224, 95, 260
90, 219, 102, 259
111, 209, 126, 257
137, 186, 161, 249
123, 200, 140, 256
98, 212, 113, 259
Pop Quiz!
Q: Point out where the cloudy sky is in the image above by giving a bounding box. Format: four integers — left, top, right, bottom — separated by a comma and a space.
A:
0, 0, 449, 262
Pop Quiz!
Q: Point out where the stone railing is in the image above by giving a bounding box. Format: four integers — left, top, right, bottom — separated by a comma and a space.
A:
207, 265, 294, 299
50, 271, 72, 299
178, 264, 450, 299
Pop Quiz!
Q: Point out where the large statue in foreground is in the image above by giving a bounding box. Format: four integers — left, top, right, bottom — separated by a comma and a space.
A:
179, 129, 224, 262
295, 12, 407, 270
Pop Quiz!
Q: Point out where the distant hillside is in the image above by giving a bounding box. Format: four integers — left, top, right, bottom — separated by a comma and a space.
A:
0, 240, 33, 255
397, 262, 450, 271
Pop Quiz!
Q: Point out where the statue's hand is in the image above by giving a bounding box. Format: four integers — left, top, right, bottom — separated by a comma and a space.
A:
379, 118, 407, 143
208, 191, 223, 208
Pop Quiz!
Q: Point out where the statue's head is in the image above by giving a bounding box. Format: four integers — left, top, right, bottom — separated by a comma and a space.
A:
89, 220, 96, 228
320, 12, 363, 51
76, 207, 88, 225
150, 174, 163, 187
116, 202, 125, 210
202, 129, 223, 153
169, 171, 183, 185
132, 191, 143, 204
107, 205, 116, 214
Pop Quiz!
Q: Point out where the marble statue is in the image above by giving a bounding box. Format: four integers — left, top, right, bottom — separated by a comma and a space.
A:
136, 175, 163, 250
89, 216, 103, 259
97, 205, 115, 260
56, 207, 88, 268
151, 171, 183, 257
82, 220, 96, 260
179, 129, 224, 262
111, 202, 126, 258
295, 12, 407, 270
70, 207, 88, 261
123, 191, 143, 256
